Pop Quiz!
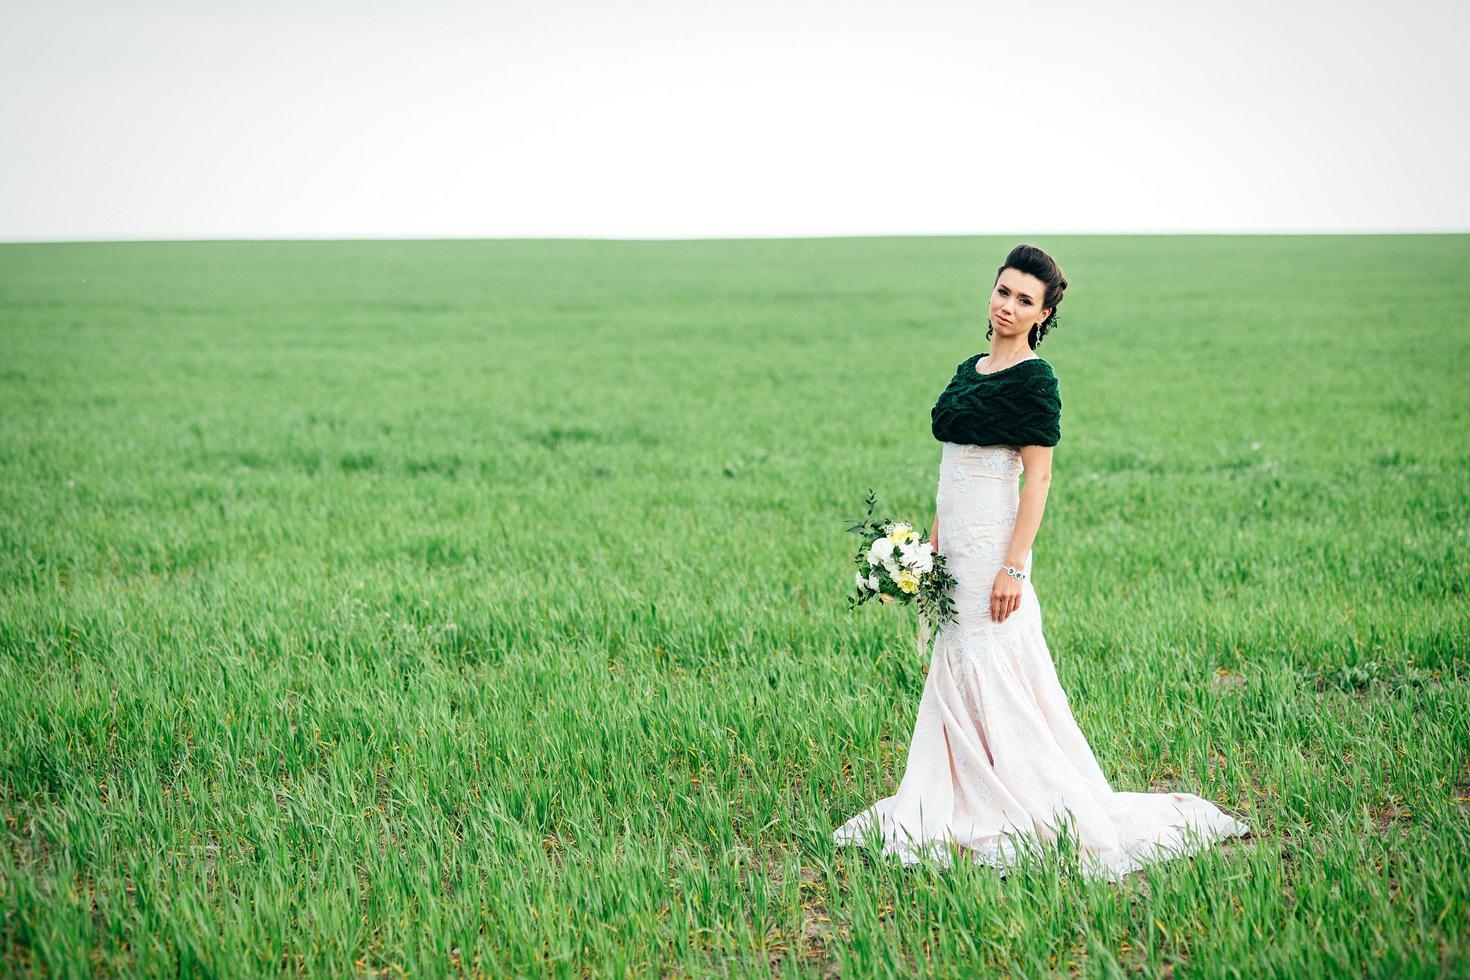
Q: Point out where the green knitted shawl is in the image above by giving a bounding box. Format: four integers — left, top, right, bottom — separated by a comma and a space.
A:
930, 353, 1061, 448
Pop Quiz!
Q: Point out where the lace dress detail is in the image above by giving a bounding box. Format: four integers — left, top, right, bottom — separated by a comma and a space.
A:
832, 442, 1251, 880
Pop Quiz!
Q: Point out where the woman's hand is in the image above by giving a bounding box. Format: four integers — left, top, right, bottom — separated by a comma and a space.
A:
990, 570, 1022, 623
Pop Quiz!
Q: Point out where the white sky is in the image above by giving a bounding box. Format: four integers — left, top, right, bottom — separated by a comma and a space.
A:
1, 0, 1466, 241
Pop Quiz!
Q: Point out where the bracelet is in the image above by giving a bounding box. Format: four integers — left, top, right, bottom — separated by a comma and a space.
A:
1001, 565, 1028, 581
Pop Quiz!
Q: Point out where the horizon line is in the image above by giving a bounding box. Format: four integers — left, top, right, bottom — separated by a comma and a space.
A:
2, 228, 1468, 246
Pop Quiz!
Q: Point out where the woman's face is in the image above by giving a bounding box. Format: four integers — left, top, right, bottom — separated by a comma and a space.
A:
988, 268, 1051, 340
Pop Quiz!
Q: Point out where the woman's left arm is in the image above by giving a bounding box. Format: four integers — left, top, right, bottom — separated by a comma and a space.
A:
991, 445, 1054, 622
1006, 445, 1054, 566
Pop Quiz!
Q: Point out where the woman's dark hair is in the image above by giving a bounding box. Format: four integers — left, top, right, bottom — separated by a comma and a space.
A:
986, 243, 1068, 350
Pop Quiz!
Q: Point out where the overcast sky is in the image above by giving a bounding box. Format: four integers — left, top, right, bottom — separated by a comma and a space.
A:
1, 0, 1465, 241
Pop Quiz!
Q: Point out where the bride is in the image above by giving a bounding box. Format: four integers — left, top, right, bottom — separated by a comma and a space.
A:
832, 244, 1251, 881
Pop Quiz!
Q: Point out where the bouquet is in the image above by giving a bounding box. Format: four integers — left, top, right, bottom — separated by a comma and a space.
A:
845, 488, 957, 630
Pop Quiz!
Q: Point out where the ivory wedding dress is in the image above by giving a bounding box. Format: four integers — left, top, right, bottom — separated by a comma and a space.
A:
832, 442, 1251, 880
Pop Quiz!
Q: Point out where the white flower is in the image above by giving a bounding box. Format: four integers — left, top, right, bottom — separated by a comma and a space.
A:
867, 537, 895, 565
906, 547, 934, 574
855, 570, 870, 591
867, 573, 881, 591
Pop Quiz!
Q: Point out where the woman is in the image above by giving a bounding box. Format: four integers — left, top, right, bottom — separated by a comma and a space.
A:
832, 244, 1251, 880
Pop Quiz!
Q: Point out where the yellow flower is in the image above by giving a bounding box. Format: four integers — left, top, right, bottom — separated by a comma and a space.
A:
878, 593, 895, 604
886, 522, 919, 548
895, 569, 921, 594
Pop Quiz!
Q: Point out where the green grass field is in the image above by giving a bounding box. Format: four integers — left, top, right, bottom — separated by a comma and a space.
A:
2, 235, 1467, 976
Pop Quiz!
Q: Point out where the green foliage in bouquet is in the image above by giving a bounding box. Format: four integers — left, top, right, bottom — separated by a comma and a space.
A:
845, 488, 957, 628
